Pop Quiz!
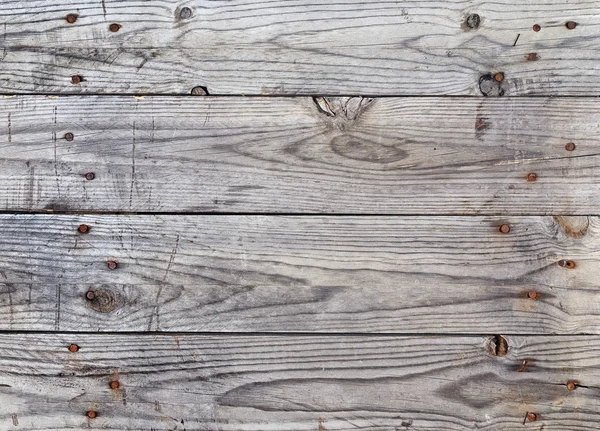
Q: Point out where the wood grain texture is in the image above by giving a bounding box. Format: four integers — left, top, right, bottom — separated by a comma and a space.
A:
1, 96, 600, 214
0, 333, 597, 430
1, 0, 600, 94
0, 214, 598, 333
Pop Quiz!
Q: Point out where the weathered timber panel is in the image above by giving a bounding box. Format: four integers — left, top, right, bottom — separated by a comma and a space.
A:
1, 96, 598, 214
0, 1, 599, 94
0, 334, 596, 430
0, 214, 597, 333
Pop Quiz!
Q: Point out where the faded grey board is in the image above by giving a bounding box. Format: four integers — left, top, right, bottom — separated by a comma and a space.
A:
0, 214, 597, 333
0, 1, 599, 94
0, 333, 596, 430
1, 96, 599, 214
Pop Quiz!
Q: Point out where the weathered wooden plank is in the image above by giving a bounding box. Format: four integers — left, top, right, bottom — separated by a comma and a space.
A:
1, 96, 599, 214
1, 1, 599, 94
0, 333, 597, 430
0, 214, 598, 333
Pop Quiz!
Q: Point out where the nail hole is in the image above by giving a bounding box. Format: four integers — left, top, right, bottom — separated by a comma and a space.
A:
107, 260, 118, 270
84, 172, 96, 181
566, 21, 577, 29
109, 23, 121, 32
558, 260, 576, 269
64, 132, 74, 141
85, 290, 95, 301
532, 24, 541, 32
71, 75, 83, 85
565, 142, 576, 151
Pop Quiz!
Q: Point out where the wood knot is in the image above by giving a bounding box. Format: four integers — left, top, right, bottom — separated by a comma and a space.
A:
85, 289, 121, 313
479, 74, 505, 97
553, 216, 589, 238
313, 97, 374, 122
488, 335, 508, 356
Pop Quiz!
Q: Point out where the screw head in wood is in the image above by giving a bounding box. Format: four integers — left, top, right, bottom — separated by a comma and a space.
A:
86, 411, 97, 419
499, 224, 511, 234
532, 24, 541, 32
527, 173, 537, 182
64, 132, 74, 141
494, 72, 504, 82
565, 142, 576, 151
566, 381, 577, 390
71, 75, 83, 85
84, 172, 96, 181
85, 290, 95, 300
109, 23, 121, 32
66, 14, 78, 24
527, 412, 538, 422
109, 381, 120, 389
566, 21, 577, 29
107, 260, 118, 270
558, 260, 576, 269
179, 7, 193, 19
68, 344, 79, 352
77, 224, 90, 234
527, 291, 539, 300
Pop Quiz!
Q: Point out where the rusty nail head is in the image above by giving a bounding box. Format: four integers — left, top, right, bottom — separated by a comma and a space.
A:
87, 411, 97, 419
66, 14, 78, 24
533, 24, 541, 32
78, 224, 89, 234
558, 259, 576, 269
180, 7, 193, 19
110, 381, 120, 389
527, 412, 538, 422
499, 224, 511, 234
567, 381, 577, 390
84, 172, 95, 181
109, 23, 121, 32
527, 173, 537, 182
64, 132, 74, 141
71, 75, 82, 85
494, 72, 504, 82
68, 344, 79, 352
85, 290, 95, 300
565, 142, 576, 151
527, 291, 539, 300
566, 21, 577, 29
107, 260, 118, 270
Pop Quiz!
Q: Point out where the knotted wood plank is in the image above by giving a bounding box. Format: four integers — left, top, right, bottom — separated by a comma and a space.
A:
0, 214, 597, 333
0, 0, 599, 94
0, 333, 597, 430
1, 96, 599, 214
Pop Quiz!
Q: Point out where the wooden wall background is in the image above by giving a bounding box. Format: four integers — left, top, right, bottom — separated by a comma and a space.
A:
1, 1, 599, 429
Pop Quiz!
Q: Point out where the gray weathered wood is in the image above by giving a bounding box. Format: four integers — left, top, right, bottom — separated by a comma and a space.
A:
1, 96, 599, 214
1, 0, 599, 94
0, 333, 597, 430
0, 214, 598, 333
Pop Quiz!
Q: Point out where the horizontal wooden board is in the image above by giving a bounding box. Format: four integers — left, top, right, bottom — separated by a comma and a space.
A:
0, 214, 598, 333
0, 333, 597, 430
1, 96, 600, 214
1, 1, 599, 94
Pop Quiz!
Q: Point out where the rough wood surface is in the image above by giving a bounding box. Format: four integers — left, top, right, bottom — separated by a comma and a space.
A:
1, 0, 599, 94
0, 333, 597, 430
1, 96, 599, 214
0, 214, 597, 333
